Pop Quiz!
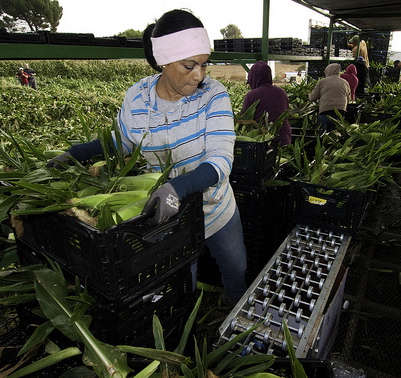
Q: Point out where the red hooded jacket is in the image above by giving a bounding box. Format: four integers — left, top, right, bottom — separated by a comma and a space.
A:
341, 64, 359, 101
242, 61, 292, 146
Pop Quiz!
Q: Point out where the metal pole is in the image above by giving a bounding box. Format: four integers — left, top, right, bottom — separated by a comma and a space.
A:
262, 0, 270, 61
325, 17, 334, 64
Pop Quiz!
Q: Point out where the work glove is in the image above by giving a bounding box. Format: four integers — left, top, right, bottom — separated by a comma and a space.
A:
46, 151, 73, 169
142, 182, 180, 224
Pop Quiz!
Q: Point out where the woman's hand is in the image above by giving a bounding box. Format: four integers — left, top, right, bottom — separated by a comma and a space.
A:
142, 182, 180, 224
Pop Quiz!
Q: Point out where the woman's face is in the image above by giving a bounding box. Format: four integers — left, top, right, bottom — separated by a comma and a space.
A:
158, 54, 209, 100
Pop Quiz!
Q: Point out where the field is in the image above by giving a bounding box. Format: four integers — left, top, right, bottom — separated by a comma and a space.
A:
0, 59, 307, 156
2, 59, 401, 377
207, 62, 306, 84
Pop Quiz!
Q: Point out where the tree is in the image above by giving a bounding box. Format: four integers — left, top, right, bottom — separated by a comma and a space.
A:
220, 24, 243, 39
117, 28, 143, 39
0, 0, 63, 32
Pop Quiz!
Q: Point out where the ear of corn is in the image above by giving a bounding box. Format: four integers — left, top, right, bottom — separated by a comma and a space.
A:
68, 190, 150, 212
236, 136, 256, 142
76, 186, 102, 198
111, 173, 163, 192
112, 197, 150, 223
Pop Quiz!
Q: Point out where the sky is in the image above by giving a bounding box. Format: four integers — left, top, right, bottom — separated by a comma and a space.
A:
56, 0, 401, 53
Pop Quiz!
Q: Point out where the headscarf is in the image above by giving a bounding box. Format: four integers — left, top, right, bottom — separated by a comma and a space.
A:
247, 60, 272, 90
151, 27, 211, 65
324, 63, 341, 77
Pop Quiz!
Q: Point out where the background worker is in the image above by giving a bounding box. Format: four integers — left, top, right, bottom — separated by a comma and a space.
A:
15, 67, 29, 86
241, 60, 292, 146
309, 63, 351, 132
354, 56, 371, 96
340, 64, 359, 101
348, 35, 369, 67
47, 9, 248, 306
23, 63, 37, 89
385, 59, 401, 82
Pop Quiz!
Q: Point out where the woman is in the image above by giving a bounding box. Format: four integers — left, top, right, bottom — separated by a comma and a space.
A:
348, 35, 369, 67
48, 9, 247, 305
15, 67, 29, 86
340, 64, 359, 101
309, 63, 351, 132
354, 56, 370, 96
241, 61, 292, 146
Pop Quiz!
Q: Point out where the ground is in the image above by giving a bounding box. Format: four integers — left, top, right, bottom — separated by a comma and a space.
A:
207, 62, 306, 84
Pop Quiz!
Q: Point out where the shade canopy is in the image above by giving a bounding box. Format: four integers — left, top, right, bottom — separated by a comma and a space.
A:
294, 0, 401, 31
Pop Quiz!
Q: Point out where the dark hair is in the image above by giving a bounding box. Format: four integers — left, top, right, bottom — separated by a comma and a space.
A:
143, 9, 204, 72
394, 60, 400, 68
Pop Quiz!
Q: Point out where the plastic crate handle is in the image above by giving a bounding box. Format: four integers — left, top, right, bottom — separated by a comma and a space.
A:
141, 199, 192, 243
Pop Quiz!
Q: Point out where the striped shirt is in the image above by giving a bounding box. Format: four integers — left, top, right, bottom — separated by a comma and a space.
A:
117, 74, 236, 238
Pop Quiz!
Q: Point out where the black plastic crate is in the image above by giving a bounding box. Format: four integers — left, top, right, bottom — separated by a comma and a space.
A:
233, 184, 289, 222
89, 263, 194, 345
15, 192, 204, 304
289, 181, 370, 235
345, 103, 362, 123
231, 137, 278, 186
241, 216, 290, 284
47, 32, 96, 45
233, 184, 291, 283
0, 32, 45, 44
360, 111, 398, 123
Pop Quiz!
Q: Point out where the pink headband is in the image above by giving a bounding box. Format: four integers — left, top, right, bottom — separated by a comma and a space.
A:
151, 27, 211, 65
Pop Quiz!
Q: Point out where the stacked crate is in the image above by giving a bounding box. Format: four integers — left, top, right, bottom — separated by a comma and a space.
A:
309, 25, 353, 58
229, 137, 291, 284
0, 30, 144, 48
213, 37, 303, 55
364, 31, 391, 65
15, 191, 204, 347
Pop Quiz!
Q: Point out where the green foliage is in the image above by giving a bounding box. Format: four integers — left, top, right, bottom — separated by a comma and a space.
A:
0, 0, 63, 32
0, 268, 306, 377
0, 60, 155, 151
0, 59, 155, 80
117, 29, 143, 39
0, 124, 164, 230
220, 24, 243, 39
0, 262, 133, 377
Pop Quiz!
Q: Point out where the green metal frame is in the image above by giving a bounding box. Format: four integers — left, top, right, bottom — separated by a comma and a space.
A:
0, 43, 145, 60
0, 0, 354, 66
0, 42, 351, 66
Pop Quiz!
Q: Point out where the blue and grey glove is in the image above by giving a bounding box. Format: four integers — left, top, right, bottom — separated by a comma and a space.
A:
46, 151, 73, 168
142, 182, 180, 224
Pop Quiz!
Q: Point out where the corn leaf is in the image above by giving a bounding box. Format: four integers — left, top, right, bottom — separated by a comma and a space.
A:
181, 363, 196, 378
33, 268, 133, 377
0, 195, 19, 220
213, 346, 244, 375
206, 323, 261, 367
174, 290, 203, 355
116, 346, 187, 366
7, 347, 82, 378
96, 203, 116, 231
152, 315, 169, 375
282, 321, 308, 378
133, 361, 160, 378
17, 320, 55, 356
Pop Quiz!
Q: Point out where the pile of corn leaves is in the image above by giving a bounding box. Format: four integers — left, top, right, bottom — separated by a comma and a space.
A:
271, 77, 401, 192
279, 109, 401, 192
0, 122, 169, 231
